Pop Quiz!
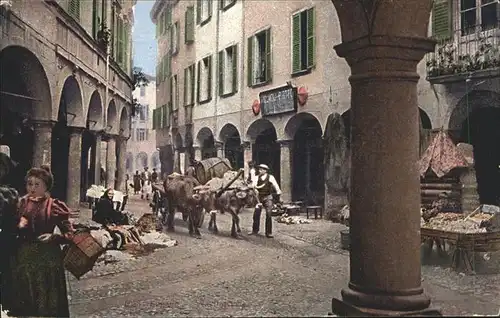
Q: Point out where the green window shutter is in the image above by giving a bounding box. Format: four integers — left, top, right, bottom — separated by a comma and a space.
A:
168, 54, 172, 77
218, 50, 225, 96
92, 0, 98, 38
68, 0, 80, 20
159, 13, 164, 35
167, 8, 172, 26
184, 68, 188, 105
232, 44, 238, 94
185, 6, 195, 43
196, 0, 202, 24
265, 28, 272, 82
169, 76, 173, 107
152, 109, 156, 130
306, 8, 316, 68
190, 65, 196, 103
432, 0, 452, 40
208, 0, 213, 19
196, 61, 201, 103
207, 56, 212, 100
292, 13, 301, 73
247, 37, 253, 87
170, 25, 174, 52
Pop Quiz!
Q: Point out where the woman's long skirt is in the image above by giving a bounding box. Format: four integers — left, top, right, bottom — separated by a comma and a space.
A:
4, 240, 70, 317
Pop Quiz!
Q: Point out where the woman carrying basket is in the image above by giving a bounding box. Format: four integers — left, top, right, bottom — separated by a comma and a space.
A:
3, 165, 74, 317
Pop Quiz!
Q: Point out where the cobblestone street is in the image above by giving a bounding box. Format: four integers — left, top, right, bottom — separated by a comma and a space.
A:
68, 196, 500, 317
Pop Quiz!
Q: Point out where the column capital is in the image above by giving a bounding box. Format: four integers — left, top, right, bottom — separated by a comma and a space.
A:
68, 126, 85, 135
214, 141, 223, 148
32, 119, 56, 130
240, 141, 251, 149
278, 139, 293, 148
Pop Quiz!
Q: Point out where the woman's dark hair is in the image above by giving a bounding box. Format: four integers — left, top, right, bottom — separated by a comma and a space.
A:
25, 165, 54, 191
101, 188, 113, 199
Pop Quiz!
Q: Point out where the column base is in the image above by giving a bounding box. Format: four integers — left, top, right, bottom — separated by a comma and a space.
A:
332, 297, 442, 317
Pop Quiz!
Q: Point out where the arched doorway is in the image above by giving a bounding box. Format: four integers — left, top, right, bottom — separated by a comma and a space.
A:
0, 46, 51, 194
80, 90, 103, 200
219, 124, 243, 169
285, 113, 324, 205
247, 119, 280, 182
196, 127, 216, 159
136, 152, 148, 169
151, 151, 161, 170
52, 76, 83, 200
449, 91, 500, 205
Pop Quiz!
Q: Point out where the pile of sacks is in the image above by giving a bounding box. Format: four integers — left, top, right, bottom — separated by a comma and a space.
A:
205, 170, 248, 191
276, 213, 312, 225
421, 212, 487, 234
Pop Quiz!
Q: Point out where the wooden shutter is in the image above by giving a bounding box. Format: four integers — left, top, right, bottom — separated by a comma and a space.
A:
207, 56, 213, 100
306, 8, 316, 68
185, 6, 195, 43
152, 109, 156, 130
292, 13, 301, 73
170, 24, 174, 53
432, 0, 452, 40
176, 22, 180, 52
92, 0, 98, 38
196, 0, 202, 24
232, 45, 238, 94
218, 50, 225, 96
247, 37, 253, 87
184, 68, 188, 105
196, 61, 201, 103
69, 0, 80, 20
264, 28, 272, 82
169, 76, 174, 109
190, 65, 195, 104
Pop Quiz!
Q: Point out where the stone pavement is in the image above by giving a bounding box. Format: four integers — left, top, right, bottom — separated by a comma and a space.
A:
68, 196, 500, 317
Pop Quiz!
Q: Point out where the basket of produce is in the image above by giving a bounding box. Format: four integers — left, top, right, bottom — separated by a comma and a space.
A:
63, 231, 105, 279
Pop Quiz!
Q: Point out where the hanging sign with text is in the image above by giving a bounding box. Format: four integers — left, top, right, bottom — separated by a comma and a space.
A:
259, 85, 298, 116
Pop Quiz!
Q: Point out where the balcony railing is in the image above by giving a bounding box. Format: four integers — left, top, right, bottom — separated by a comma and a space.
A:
426, 22, 500, 80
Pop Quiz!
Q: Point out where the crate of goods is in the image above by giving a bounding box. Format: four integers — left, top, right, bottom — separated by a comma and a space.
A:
63, 232, 105, 279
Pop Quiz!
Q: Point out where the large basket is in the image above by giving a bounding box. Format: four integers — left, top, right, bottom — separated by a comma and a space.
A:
63, 232, 105, 279
194, 157, 232, 185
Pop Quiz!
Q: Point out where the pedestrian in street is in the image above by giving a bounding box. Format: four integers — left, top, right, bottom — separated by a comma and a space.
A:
142, 179, 152, 201
151, 168, 158, 183
3, 165, 74, 317
248, 164, 282, 238
133, 170, 141, 194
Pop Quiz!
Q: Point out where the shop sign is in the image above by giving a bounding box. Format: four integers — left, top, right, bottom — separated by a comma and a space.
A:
259, 85, 297, 116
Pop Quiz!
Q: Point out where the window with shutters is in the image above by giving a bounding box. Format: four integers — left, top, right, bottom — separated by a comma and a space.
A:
68, 0, 81, 21
218, 44, 238, 97
431, 0, 452, 40
197, 0, 212, 25
170, 75, 179, 111
460, 0, 498, 35
247, 28, 271, 87
92, 0, 102, 39
184, 64, 196, 106
221, 0, 236, 11
137, 128, 147, 141
185, 6, 195, 44
197, 55, 213, 104
171, 21, 180, 55
291, 7, 315, 75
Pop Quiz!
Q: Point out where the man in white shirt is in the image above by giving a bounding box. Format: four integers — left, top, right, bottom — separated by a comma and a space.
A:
248, 164, 282, 238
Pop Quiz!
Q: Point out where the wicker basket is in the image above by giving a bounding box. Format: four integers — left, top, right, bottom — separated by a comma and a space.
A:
63, 232, 105, 279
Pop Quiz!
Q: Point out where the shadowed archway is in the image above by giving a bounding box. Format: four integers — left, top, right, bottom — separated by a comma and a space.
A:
196, 127, 216, 159
246, 119, 280, 182
219, 123, 243, 169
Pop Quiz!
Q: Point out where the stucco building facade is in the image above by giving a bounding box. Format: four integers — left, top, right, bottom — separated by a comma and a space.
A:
0, 0, 135, 210
127, 73, 160, 176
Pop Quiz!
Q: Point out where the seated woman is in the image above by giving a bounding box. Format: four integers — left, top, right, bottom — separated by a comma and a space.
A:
93, 188, 129, 226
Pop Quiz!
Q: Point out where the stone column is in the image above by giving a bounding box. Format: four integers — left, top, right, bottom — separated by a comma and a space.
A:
330, 1, 438, 316
215, 141, 224, 158
194, 146, 202, 161
241, 141, 252, 177
66, 127, 84, 210
278, 140, 292, 203
173, 147, 180, 173
115, 136, 127, 191
32, 120, 55, 167
106, 135, 117, 188
93, 132, 103, 185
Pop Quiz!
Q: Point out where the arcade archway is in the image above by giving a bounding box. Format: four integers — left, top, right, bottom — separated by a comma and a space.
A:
450, 91, 500, 205
247, 119, 280, 182
52, 76, 83, 200
136, 152, 148, 169
219, 124, 243, 169
196, 127, 216, 159
0, 46, 51, 193
151, 151, 161, 170
285, 113, 324, 204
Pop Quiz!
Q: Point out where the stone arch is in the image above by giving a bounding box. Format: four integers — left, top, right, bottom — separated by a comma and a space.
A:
0, 45, 52, 120
106, 99, 118, 134
246, 118, 276, 142
58, 76, 85, 127
284, 112, 323, 139
87, 90, 104, 130
151, 151, 161, 170
126, 152, 134, 173
196, 127, 215, 145
196, 127, 216, 159
419, 108, 432, 130
119, 106, 130, 137
448, 90, 500, 132
219, 123, 243, 169
136, 152, 148, 169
